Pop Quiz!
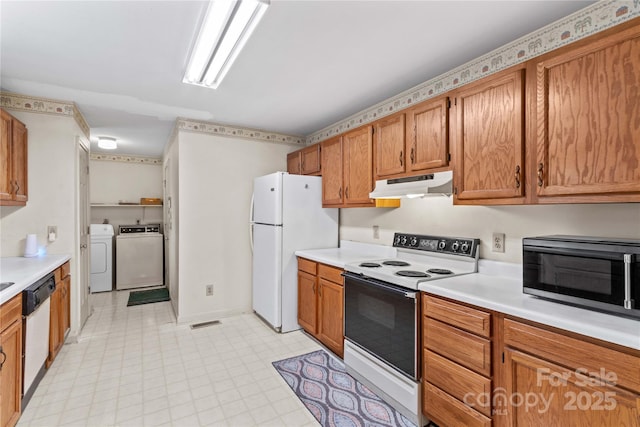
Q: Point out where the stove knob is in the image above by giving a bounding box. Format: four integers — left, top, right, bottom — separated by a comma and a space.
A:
394, 235, 401, 245
461, 242, 470, 253
410, 237, 418, 247
400, 236, 408, 245
451, 241, 460, 251
438, 240, 446, 250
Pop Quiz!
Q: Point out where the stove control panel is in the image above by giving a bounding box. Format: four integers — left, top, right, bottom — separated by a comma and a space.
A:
393, 233, 480, 258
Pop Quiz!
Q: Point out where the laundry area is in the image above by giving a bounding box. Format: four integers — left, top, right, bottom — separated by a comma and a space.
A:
89, 156, 165, 294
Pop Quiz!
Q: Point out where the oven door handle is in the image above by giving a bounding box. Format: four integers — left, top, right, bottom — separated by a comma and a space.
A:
342, 272, 418, 299
524, 245, 631, 261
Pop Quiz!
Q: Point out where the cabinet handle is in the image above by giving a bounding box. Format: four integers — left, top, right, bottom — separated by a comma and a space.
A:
345, 186, 349, 199
515, 165, 521, 188
318, 284, 322, 297
14, 180, 19, 194
0, 345, 5, 370
338, 187, 342, 199
410, 147, 415, 164
399, 151, 403, 167
312, 283, 316, 294
301, 160, 305, 171
537, 163, 544, 187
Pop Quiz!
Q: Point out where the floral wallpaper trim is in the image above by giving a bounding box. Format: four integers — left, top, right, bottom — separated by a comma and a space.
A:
0, 92, 91, 140
306, 0, 640, 144
177, 118, 305, 146
90, 153, 162, 165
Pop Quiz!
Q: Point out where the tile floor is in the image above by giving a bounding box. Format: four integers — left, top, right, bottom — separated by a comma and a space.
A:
17, 289, 321, 427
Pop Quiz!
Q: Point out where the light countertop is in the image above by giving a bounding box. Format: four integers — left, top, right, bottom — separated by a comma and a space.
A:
419, 260, 640, 351
0, 254, 71, 305
295, 240, 396, 268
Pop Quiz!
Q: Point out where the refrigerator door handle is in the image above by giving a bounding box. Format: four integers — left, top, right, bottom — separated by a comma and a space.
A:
249, 193, 255, 253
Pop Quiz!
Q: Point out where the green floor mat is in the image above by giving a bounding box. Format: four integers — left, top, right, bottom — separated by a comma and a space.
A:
127, 288, 170, 306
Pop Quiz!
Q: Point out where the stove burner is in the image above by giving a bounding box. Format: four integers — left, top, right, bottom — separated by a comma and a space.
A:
427, 268, 454, 275
396, 270, 430, 278
383, 260, 411, 267
360, 262, 382, 268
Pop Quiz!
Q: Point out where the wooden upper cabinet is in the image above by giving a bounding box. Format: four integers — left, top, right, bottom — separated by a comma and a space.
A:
454, 67, 525, 203
534, 22, 640, 201
374, 113, 406, 179
407, 97, 449, 173
343, 125, 374, 205
287, 151, 301, 175
0, 109, 28, 206
321, 136, 344, 206
0, 111, 13, 201
301, 144, 321, 175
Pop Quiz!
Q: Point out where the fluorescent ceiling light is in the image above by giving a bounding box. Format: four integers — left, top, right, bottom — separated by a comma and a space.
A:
183, 0, 269, 89
98, 136, 117, 150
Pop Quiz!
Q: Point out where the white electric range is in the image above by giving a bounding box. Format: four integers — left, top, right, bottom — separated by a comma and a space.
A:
342, 233, 480, 426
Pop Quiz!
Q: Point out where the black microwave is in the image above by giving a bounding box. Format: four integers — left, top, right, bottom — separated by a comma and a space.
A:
523, 235, 639, 319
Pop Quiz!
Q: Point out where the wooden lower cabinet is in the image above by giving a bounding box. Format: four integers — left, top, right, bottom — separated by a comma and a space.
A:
0, 294, 23, 427
422, 294, 493, 425
48, 262, 70, 367
421, 293, 640, 427
504, 348, 640, 426
297, 258, 344, 357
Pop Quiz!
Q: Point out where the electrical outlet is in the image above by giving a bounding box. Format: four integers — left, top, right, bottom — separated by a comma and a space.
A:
206, 285, 214, 296
47, 226, 57, 242
373, 225, 380, 239
492, 233, 505, 253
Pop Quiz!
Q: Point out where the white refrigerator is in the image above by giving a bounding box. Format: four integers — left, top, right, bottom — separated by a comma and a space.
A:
251, 171, 338, 332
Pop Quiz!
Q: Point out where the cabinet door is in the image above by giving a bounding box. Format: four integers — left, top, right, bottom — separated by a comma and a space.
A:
0, 111, 13, 202
343, 126, 374, 205
318, 278, 343, 357
505, 349, 640, 427
297, 270, 317, 334
301, 144, 321, 175
11, 120, 27, 203
62, 276, 71, 335
287, 151, 301, 175
47, 287, 61, 367
374, 113, 406, 179
320, 136, 344, 206
536, 26, 640, 198
455, 68, 525, 201
0, 320, 22, 427
408, 97, 449, 172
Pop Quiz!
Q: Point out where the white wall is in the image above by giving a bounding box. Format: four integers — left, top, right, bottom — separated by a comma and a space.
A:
340, 197, 640, 263
174, 131, 294, 324
90, 160, 163, 229
0, 111, 86, 337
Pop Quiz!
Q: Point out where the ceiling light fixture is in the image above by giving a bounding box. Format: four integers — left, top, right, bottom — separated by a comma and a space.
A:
97, 136, 117, 150
183, 0, 269, 89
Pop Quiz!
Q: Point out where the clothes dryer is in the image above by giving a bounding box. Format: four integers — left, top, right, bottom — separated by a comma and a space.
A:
90, 224, 115, 293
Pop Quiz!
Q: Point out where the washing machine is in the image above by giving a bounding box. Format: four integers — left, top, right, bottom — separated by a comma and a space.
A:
116, 224, 164, 290
90, 224, 115, 293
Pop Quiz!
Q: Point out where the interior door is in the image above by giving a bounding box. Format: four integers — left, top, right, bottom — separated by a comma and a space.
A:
78, 141, 90, 328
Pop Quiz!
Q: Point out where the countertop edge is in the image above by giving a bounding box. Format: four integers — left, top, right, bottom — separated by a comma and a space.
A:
0, 254, 71, 305
419, 275, 640, 351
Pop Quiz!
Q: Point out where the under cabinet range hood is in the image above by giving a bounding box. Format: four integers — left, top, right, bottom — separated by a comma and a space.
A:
369, 171, 453, 199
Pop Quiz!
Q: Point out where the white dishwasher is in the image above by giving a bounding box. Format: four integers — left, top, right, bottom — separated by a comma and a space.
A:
116, 224, 164, 290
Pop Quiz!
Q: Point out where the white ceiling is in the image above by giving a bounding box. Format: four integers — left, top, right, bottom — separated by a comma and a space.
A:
1, 1, 595, 157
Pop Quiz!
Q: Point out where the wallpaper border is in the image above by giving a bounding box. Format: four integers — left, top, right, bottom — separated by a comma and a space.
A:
306, 0, 640, 144
176, 117, 305, 146
90, 153, 162, 165
0, 92, 91, 139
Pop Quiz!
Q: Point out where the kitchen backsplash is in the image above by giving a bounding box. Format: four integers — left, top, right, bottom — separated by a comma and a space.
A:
340, 198, 640, 263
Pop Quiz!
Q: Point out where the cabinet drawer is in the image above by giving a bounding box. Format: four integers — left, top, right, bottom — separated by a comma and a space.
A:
423, 381, 491, 427
318, 264, 343, 285
425, 318, 491, 376
0, 293, 22, 331
424, 349, 492, 417
504, 318, 640, 393
424, 295, 490, 338
297, 257, 317, 275
60, 261, 70, 278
